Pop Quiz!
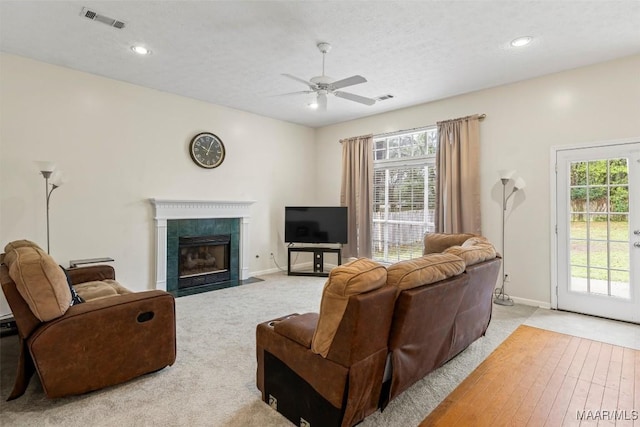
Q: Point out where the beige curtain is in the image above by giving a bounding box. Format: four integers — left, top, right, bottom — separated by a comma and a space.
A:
340, 134, 373, 258
435, 115, 481, 234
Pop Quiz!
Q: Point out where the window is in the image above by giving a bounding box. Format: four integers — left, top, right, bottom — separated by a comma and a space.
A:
372, 127, 438, 263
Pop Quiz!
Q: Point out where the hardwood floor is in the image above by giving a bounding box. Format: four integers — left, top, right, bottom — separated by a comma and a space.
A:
420, 325, 639, 426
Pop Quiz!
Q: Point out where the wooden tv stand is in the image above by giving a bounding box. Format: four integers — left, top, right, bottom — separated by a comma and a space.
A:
287, 247, 342, 277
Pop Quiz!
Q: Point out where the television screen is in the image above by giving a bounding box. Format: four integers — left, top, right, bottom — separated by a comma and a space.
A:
285, 207, 348, 244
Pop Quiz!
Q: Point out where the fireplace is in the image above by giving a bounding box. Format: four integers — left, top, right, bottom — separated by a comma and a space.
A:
150, 199, 255, 297
178, 235, 230, 289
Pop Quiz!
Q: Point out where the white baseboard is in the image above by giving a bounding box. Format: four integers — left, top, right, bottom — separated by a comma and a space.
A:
510, 296, 551, 309
248, 267, 285, 277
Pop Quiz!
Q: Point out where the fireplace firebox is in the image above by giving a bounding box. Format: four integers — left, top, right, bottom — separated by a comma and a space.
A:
178, 235, 230, 289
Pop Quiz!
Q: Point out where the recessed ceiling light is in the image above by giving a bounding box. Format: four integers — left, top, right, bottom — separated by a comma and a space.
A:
510, 36, 533, 47
131, 45, 151, 55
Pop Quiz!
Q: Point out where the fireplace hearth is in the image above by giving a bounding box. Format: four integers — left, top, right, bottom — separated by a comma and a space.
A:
178, 235, 230, 289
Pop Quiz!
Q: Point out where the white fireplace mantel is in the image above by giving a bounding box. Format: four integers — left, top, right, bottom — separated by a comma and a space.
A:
149, 199, 255, 291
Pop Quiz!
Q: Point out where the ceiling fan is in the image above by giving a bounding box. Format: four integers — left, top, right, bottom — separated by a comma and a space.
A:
281, 42, 376, 111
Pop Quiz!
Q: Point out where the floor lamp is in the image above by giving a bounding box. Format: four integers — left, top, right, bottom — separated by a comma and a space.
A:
36, 161, 63, 254
494, 170, 526, 306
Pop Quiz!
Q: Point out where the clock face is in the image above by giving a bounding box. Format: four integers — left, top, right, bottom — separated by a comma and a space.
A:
189, 132, 225, 169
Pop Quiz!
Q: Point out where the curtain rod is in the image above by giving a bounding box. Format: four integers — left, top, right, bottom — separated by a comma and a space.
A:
437, 113, 486, 125
339, 134, 373, 144
339, 114, 486, 142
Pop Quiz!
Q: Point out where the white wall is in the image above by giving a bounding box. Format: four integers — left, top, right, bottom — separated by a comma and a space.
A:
0, 53, 316, 316
315, 55, 640, 307
2, 53, 639, 316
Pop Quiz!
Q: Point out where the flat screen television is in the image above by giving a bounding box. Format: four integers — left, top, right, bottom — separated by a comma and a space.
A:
285, 206, 348, 244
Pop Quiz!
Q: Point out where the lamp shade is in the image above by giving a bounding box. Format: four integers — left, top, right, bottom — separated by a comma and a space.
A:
49, 170, 67, 187
514, 177, 527, 190
36, 161, 56, 173
498, 169, 516, 180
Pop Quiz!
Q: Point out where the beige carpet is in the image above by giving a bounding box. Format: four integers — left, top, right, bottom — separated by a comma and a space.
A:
0, 272, 536, 426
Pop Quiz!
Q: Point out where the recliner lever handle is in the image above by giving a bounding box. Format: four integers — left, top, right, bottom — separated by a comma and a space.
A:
137, 311, 155, 323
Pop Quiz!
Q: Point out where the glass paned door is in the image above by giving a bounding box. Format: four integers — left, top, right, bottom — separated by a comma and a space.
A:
556, 142, 639, 323
569, 158, 630, 298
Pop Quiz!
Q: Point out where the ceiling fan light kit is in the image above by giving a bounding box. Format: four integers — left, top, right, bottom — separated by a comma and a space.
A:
281, 42, 377, 111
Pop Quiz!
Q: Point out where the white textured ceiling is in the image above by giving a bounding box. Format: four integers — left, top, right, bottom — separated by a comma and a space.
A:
1, 1, 639, 128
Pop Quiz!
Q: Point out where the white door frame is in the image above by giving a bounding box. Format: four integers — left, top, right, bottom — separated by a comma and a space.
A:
550, 137, 640, 311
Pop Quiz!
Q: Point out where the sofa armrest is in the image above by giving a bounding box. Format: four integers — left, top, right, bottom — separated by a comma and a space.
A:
38, 289, 168, 320
66, 265, 115, 285
273, 312, 318, 349
423, 232, 477, 254
256, 316, 348, 409
27, 290, 176, 398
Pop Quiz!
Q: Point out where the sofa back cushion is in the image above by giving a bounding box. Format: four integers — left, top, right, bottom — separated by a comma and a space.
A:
444, 238, 497, 266
326, 285, 397, 366
387, 253, 466, 291
423, 233, 476, 254
4, 239, 42, 253
3, 240, 42, 267
6, 246, 71, 321
311, 258, 387, 357
386, 273, 469, 403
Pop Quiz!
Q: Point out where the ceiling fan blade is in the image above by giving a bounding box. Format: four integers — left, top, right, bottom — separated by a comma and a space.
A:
334, 91, 376, 106
273, 90, 315, 97
282, 73, 314, 87
318, 93, 328, 111
330, 75, 367, 90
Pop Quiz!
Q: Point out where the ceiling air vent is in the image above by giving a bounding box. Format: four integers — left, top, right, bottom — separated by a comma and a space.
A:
80, 7, 126, 29
376, 94, 395, 101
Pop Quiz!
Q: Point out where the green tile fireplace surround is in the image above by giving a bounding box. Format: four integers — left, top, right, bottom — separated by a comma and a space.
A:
167, 218, 240, 297
149, 199, 255, 298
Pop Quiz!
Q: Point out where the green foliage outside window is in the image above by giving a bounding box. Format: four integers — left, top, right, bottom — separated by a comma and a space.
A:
570, 158, 628, 221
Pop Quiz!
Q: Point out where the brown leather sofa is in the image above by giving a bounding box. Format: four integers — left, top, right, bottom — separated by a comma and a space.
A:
0, 240, 177, 400
257, 233, 501, 426
382, 234, 501, 405
256, 258, 396, 427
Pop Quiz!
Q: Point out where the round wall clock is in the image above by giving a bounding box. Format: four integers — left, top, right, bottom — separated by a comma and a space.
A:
189, 132, 226, 169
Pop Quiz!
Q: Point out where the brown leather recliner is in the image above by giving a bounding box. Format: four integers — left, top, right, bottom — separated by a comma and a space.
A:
0, 241, 176, 400
256, 258, 396, 427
